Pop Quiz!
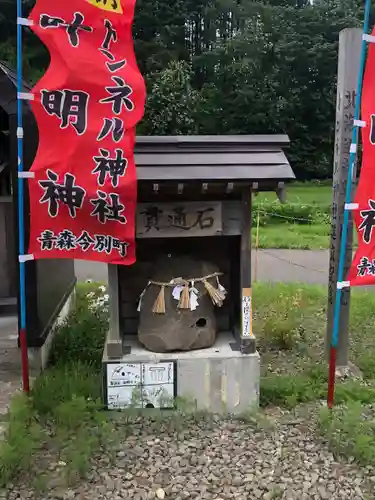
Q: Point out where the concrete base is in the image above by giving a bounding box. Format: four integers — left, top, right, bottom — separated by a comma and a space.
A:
28, 288, 76, 373
103, 332, 260, 413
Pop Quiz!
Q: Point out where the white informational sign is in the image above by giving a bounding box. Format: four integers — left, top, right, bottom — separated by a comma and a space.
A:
241, 292, 253, 338
106, 361, 175, 410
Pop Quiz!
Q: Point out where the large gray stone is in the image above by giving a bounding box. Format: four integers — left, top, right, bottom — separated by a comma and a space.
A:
138, 256, 217, 353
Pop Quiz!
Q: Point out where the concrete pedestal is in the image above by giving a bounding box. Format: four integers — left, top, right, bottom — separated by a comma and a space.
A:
102, 332, 260, 413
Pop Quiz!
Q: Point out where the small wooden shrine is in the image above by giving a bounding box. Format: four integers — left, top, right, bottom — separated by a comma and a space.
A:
103, 135, 295, 411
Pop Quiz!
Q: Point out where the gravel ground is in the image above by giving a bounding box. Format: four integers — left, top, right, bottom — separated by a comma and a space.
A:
4, 407, 374, 500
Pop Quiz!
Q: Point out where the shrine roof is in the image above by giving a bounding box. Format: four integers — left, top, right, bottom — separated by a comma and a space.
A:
0, 61, 31, 115
134, 135, 295, 182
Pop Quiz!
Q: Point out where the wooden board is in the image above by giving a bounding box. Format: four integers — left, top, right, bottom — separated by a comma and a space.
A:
241, 288, 253, 339
136, 201, 222, 238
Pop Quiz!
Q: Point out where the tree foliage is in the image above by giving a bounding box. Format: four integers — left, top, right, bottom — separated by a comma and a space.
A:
0, 0, 367, 178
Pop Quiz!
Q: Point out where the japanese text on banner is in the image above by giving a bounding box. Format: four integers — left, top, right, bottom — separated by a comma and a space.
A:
26, 0, 145, 265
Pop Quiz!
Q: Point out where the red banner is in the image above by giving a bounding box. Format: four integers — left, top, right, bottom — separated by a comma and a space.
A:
348, 27, 375, 285
27, 0, 145, 265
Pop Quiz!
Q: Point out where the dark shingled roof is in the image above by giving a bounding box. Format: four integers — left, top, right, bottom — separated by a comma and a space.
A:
135, 135, 294, 182
0, 61, 31, 115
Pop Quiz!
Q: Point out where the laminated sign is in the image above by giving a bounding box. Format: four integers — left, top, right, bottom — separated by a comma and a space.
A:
348, 26, 375, 285
27, 0, 145, 264
241, 288, 253, 338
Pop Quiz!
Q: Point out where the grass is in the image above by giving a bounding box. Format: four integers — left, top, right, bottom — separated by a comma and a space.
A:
256, 181, 332, 206
254, 282, 375, 466
253, 181, 350, 250
3, 278, 375, 485
31, 363, 102, 416
318, 402, 375, 466
254, 282, 375, 384
253, 223, 331, 250
48, 281, 108, 369
0, 282, 112, 488
0, 282, 210, 489
254, 283, 375, 408
0, 395, 43, 487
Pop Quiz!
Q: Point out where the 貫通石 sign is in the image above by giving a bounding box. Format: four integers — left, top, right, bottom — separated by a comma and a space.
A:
136, 201, 222, 238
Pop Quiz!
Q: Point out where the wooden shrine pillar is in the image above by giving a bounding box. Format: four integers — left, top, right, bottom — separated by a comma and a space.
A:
240, 187, 256, 354
107, 264, 123, 358
325, 28, 362, 366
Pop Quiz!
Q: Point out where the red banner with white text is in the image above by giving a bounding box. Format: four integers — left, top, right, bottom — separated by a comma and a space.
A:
27, 0, 145, 265
348, 27, 375, 285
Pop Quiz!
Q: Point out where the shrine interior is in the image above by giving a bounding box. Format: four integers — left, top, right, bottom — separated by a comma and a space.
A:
118, 235, 240, 340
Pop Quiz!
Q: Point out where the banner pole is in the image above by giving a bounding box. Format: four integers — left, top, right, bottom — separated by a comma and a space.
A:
16, 0, 30, 394
327, 0, 371, 409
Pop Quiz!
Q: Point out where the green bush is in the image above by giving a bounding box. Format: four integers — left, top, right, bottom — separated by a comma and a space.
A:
259, 288, 306, 350
53, 396, 113, 481
0, 394, 43, 487
260, 363, 328, 408
48, 311, 107, 369
48, 283, 108, 369
262, 317, 304, 350
335, 382, 375, 405
74, 281, 107, 314
260, 372, 326, 408
0, 376, 112, 487
356, 353, 375, 380
260, 369, 375, 409
0, 283, 112, 487
253, 202, 330, 227
32, 363, 102, 417
36, 282, 107, 415
319, 402, 375, 466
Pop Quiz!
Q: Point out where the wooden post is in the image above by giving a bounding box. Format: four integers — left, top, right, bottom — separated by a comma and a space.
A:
326, 28, 362, 366
240, 187, 256, 354
107, 264, 123, 358
254, 209, 260, 283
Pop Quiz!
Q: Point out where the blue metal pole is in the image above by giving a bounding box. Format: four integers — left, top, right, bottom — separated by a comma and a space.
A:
16, 0, 30, 394
328, 0, 372, 408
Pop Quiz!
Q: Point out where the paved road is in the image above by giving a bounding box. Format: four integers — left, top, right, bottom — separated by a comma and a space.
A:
75, 249, 330, 284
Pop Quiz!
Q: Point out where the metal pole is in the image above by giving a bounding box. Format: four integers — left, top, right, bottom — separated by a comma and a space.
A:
327, 0, 371, 409
16, 0, 30, 394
